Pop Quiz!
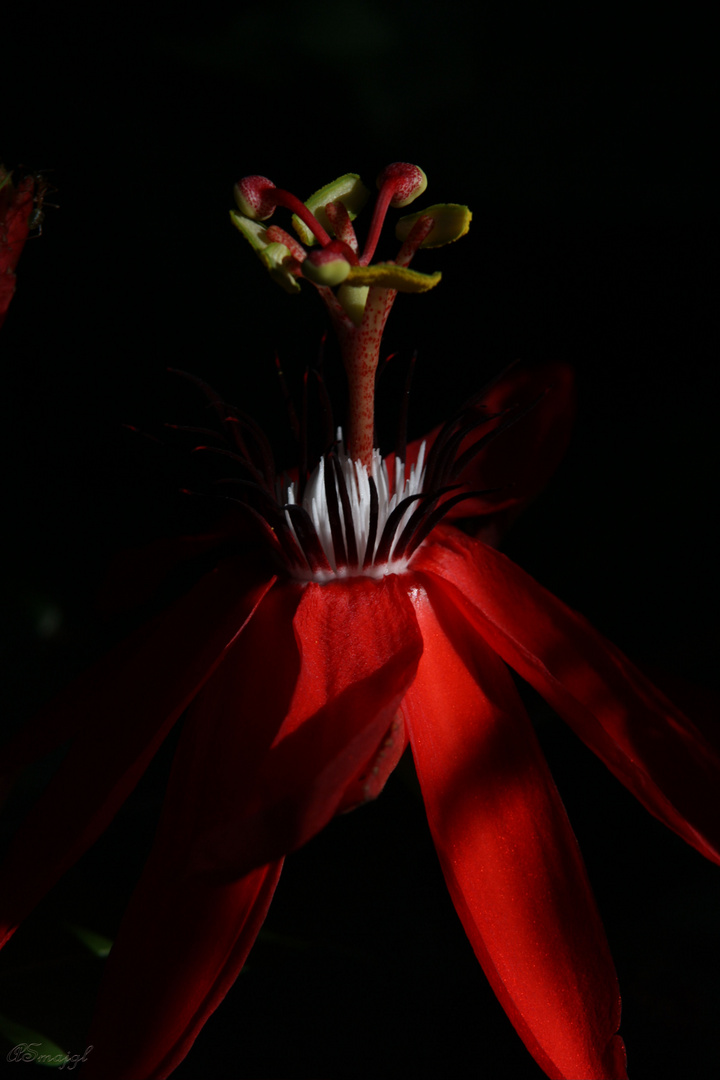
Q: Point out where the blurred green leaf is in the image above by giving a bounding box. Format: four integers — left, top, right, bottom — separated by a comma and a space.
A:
64, 922, 113, 959
0, 1012, 69, 1066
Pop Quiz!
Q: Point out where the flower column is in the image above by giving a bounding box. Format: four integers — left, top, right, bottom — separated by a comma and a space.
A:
231, 163, 471, 465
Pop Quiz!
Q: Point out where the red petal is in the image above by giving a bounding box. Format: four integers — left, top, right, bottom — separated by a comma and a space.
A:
0, 559, 276, 949
83, 859, 283, 1080
400, 361, 575, 540
179, 574, 424, 878
403, 578, 627, 1080
416, 526, 720, 864
80, 574, 422, 1076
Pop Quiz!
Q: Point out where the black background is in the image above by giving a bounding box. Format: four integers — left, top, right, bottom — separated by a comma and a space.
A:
1, 3, 718, 1078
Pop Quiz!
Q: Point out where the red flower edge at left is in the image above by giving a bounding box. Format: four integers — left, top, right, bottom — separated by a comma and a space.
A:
0, 167, 34, 328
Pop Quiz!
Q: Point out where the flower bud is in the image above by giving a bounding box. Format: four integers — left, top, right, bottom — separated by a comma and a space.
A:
234, 176, 277, 221
376, 163, 428, 208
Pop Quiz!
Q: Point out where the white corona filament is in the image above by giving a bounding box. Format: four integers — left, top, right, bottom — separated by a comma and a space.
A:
284, 428, 427, 582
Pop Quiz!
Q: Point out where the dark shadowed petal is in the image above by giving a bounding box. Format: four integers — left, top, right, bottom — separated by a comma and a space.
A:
1, 557, 276, 780
402, 577, 627, 1080
0, 558, 276, 950
416, 525, 720, 865
83, 860, 283, 1080
186, 574, 424, 877
95, 526, 252, 615
64, 581, 303, 1079
400, 362, 575, 539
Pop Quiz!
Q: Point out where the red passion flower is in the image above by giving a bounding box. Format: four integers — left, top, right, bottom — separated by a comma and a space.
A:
1, 164, 718, 1080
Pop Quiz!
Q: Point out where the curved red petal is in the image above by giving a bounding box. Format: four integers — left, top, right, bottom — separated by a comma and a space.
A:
190, 574, 424, 876
403, 578, 627, 1080
0, 559, 276, 950
83, 859, 283, 1080
416, 526, 720, 864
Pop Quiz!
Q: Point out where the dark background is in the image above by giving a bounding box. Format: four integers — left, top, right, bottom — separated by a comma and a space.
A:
1, 3, 718, 1078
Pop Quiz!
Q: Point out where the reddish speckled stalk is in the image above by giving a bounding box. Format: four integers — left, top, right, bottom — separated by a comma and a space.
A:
341, 286, 396, 465
338, 216, 435, 464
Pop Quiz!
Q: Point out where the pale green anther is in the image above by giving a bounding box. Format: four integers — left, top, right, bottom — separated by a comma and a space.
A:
230, 210, 301, 293
337, 283, 370, 325
395, 203, 472, 248
292, 173, 370, 246
230, 210, 268, 252
345, 262, 442, 292
262, 242, 301, 293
